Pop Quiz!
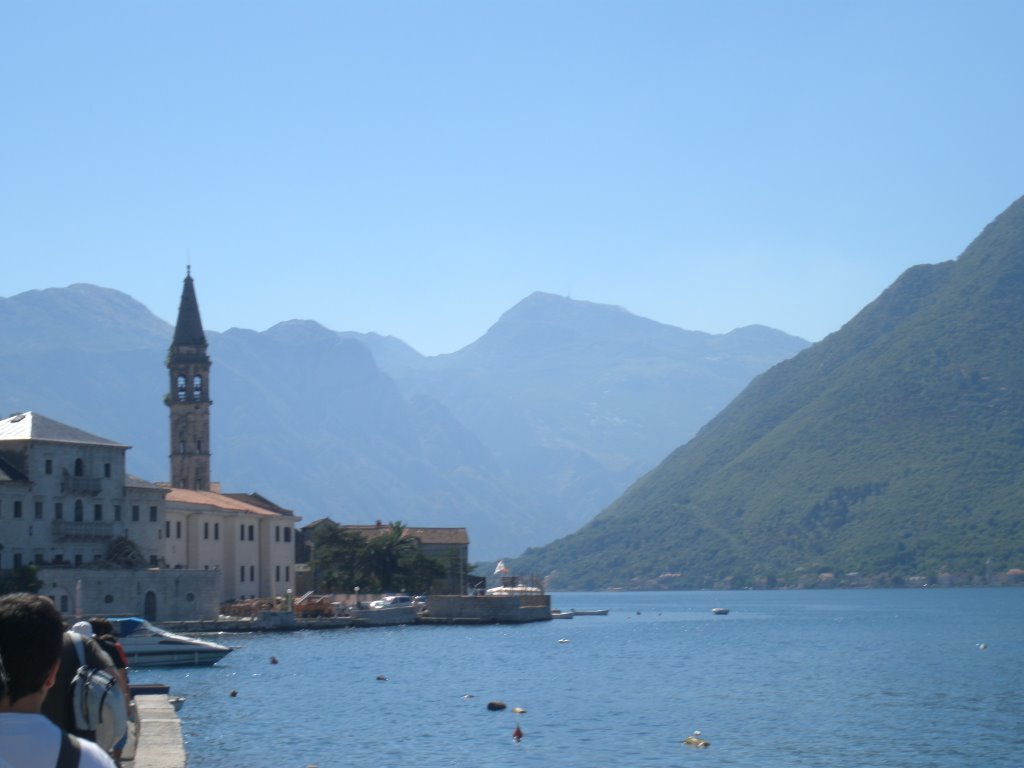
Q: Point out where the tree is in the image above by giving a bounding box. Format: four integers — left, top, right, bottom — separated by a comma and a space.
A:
309, 522, 366, 592
362, 522, 418, 593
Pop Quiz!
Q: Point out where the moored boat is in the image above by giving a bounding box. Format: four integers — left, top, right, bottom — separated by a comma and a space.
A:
110, 617, 234, 667
711, 607, 730, 615
571, 609, 609, 616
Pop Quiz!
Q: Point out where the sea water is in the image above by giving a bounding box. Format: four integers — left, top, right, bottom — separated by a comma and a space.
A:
131, 589, 1024, 767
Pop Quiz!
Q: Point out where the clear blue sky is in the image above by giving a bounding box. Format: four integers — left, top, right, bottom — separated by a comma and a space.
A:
2, 2, 1022, 355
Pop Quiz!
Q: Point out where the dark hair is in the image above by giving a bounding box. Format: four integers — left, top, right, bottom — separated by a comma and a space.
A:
0, 593, 64, 704
89, 617, 114, 637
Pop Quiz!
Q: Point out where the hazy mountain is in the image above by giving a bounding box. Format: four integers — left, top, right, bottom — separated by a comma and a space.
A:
0, 284, 806, 559
511, 195, 1024, 589
385, 292, 809, 533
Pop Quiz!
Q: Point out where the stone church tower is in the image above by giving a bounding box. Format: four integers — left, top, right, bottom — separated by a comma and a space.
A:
168, 268, 212, 490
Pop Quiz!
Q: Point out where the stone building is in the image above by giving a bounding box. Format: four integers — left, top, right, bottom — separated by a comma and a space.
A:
0, 270, 298, 619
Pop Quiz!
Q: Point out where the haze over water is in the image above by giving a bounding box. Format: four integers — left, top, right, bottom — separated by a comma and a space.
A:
134, 589, 1024, 767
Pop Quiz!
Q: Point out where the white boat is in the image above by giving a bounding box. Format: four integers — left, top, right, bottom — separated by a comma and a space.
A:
110, 617, 233, 667
571, 609, 609, 616
550, 609, 575, 619
711, 607, 730, 615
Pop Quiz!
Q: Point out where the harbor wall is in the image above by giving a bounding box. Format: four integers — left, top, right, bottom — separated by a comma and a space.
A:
38, 567, 222, 621
427, 594, 551, 623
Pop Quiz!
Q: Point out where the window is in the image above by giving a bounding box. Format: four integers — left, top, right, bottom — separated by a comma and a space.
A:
275, 527, 280, 542
74, 554, 82, 567
74, 501, 84, 522
192, 375, 203, 401
150, 506, 158, 522
60, 595, 69, 612
104, 463, 111, 478
114, 505, 121, 522
284, 528, 292, 543
248, 525, 254, 541
94, 504, 103, 522
249, 565, 255, 581
55, 502, 63, 520
285, 566, 290, 581
276, 565, 281, 581
14, 501, 22, 519
54, 554, 65, 564
214, 522, 220, 540
132, 505, 140, 522
176, 521, 182, 539
45, 459, 53, 475
165, 521, 171, 538
74, 458, 84, 477
204, 522, 209, 540
239, 566, 245, 582
177, 375, 187, 402
35, 501, 43, 519
35, 553, 44, 565
149, 555, 158, 567
240, 526, 245, 541
13, 553, 23, 567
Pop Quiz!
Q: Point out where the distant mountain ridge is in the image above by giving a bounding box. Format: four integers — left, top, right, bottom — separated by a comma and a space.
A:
511, 194, 1024, 589
0, 284, 807, 559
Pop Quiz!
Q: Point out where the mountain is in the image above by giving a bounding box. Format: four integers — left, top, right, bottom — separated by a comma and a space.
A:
382, 292, 809, 535
0, 285, 806, 559
511, 195, 1024, 589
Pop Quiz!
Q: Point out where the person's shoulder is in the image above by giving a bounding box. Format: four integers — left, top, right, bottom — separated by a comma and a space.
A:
76, 737, 118, 768
79, 634, 114, 668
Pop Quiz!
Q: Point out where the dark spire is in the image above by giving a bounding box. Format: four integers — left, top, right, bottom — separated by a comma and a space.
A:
172, 268, 207, 347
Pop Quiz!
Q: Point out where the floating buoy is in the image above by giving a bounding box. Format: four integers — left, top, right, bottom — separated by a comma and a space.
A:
683, 730, 710, 749
487, 701, 507, 711
270, 656, 279, 664
512, 707, 526, 714
513, 724, 523, 742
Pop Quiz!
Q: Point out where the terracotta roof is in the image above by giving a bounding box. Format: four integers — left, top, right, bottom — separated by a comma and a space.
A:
0, 412, 127, 448
165, 488, 291, 518
223, 492, 295, 516
340, 524, 469, 546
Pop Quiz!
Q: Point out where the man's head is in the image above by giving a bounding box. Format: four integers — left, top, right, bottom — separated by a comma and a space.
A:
0, 593, 64, 704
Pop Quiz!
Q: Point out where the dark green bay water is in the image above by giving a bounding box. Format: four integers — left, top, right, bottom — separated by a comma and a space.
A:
132, 589, 1024, 767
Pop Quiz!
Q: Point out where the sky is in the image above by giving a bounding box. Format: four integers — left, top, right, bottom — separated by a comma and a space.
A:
2, 1, 1023, 356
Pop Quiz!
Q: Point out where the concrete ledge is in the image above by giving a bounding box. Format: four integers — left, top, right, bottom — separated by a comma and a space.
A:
130, 694, 186, 768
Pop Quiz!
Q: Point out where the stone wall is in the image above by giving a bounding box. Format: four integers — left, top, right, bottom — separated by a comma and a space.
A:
428, 594, 551, 623
37, 567, 222, 621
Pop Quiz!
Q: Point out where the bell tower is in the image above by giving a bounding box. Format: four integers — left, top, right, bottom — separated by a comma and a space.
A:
168, 267, 212, 490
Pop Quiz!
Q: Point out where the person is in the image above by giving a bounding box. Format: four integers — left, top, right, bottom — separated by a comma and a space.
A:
40, 620, 115, 744
0, 592, 116, 767
88, 618, 132, 765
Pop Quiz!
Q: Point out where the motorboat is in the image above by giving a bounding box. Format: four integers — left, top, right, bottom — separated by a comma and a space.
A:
109, 617, 233, 667
570, 609, 609, 616
550, 609, 575, 619
711, 607, 730, 615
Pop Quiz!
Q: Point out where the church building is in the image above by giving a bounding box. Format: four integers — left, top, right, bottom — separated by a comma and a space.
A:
161, 269, 299, 602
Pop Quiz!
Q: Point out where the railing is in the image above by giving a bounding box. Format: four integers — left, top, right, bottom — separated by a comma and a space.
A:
52, 520, 115, 541
65, 477, 102, 494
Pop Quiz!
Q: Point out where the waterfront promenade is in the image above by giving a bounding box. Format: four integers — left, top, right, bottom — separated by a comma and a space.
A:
129, 692, 186, 768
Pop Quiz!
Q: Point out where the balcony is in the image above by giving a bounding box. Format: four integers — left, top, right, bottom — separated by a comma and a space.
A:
65, 477, 102, 494
53, 520, 115, 542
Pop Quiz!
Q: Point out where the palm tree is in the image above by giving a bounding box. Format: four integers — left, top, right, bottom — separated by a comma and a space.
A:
363, 522, 418, 592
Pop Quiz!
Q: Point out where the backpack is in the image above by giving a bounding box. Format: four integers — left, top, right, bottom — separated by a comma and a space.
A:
69, 632, 127, 751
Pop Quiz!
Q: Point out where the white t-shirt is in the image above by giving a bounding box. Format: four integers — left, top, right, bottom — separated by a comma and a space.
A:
0, 712, 116, 768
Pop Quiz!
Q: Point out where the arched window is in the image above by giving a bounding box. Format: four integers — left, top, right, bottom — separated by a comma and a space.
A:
177, 375, 187, 402
192, 375, 203, 401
